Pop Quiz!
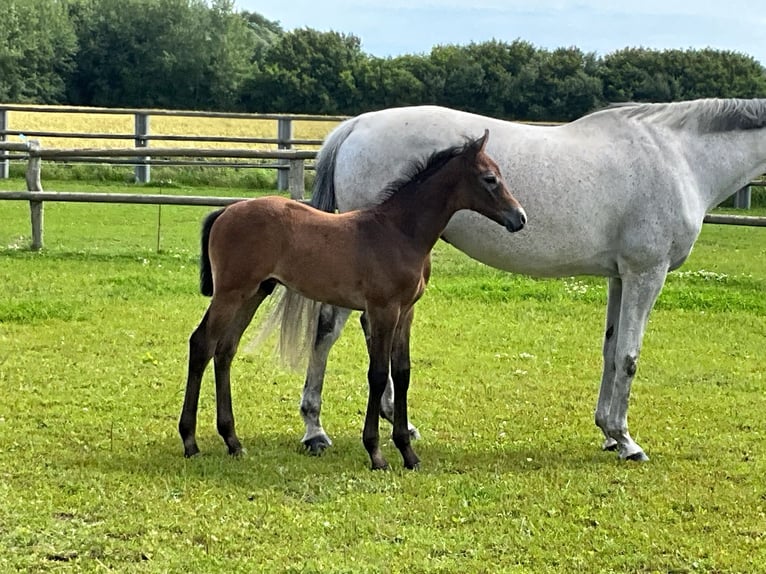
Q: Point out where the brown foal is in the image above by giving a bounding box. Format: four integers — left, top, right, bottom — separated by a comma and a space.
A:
178, 129, 527, 470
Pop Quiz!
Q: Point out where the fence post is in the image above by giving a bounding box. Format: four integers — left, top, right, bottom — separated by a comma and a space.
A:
277, 117, 293, 191
287, 158, 305, 200
0, 108, 8, 179
733, 185, 751, 209
26, 140, 44, 250
134, 112, 150, 183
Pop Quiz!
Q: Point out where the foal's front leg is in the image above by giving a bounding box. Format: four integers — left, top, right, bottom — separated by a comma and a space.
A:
390, 305, 419, 469
362, 306, 399, 470
360, 312, 421, 441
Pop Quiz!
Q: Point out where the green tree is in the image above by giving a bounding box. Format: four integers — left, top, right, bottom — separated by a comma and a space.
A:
0, 0, 77, 103
463, 40, 537, 117
243, 28, 366, 114
68, 0, 259, 109
520, 47, 603, 121
353, 57, 428, 110
600, 48, 766, 103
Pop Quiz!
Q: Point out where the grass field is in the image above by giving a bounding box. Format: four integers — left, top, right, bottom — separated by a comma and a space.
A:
0, 178, 765, 572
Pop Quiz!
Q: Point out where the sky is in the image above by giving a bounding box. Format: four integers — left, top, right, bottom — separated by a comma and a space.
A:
236, 1, 766, 66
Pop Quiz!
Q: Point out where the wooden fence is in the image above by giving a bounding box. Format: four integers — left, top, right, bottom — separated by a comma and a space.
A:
0, 104, 346, 189
0, 140, 764, 252
0, 140, 317, 249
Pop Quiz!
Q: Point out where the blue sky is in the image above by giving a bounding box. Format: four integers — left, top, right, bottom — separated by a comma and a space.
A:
237, 1, 766, 65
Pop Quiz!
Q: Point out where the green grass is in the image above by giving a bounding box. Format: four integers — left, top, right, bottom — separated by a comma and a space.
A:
1, 182, 765, 572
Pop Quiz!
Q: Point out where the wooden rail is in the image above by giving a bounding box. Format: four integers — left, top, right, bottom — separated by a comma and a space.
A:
0, 104, 346, 188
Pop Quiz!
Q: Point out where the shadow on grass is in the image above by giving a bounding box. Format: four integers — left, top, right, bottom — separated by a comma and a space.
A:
68, 426, 623, 497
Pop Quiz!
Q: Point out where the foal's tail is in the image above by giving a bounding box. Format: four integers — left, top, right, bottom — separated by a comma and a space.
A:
247, 286, 322, 371
199, 208, 226, 296
246, 119, 359, 369
308, 117, 358, 212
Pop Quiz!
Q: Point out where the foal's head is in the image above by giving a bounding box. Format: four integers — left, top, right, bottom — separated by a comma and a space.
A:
450, 130, 526, 232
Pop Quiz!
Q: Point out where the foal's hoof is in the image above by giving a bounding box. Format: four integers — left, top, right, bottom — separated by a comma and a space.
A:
371, 460, 389, 471
228, 446, 245, 457
302, 435, 332, 456
404, 460, 420, 471
225, 439, 244, 457
183, 443, 200, 458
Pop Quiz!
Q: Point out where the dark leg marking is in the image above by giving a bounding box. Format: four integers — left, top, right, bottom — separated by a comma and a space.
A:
624, 355, 637, 378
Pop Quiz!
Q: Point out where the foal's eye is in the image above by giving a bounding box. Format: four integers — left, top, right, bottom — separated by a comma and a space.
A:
482, 173, 498, 186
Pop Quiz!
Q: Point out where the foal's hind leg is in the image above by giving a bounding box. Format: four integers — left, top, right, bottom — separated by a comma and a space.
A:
300, 304, 353, 454
178, 282, 272, 457
213, 282, 275, 455
360, 312, 421, 441
179, 309, 216, 457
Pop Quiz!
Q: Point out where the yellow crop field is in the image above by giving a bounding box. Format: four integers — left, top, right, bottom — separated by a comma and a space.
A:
4, 106, 342, 150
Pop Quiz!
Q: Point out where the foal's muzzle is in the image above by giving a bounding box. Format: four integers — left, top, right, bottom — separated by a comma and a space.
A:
504, 207, 527, 233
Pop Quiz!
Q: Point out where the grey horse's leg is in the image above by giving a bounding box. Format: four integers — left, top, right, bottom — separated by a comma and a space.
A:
360, 313, 421, 441
596, 277, 622, 452
300, 304, 353, 454
598, 267, 667, 461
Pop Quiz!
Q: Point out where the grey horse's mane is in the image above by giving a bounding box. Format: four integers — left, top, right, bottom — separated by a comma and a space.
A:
595, 98, 766, 133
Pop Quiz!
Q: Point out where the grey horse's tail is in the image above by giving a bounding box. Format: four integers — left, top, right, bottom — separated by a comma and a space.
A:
248, 118, 359, 370
308, 117, 358, 211
199, 208, 226, 296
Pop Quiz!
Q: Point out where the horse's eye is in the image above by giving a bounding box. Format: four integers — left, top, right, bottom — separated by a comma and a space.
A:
483, 173, 498, 186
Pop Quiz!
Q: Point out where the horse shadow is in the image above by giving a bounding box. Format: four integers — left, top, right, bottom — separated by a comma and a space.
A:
75, 427, 623, 498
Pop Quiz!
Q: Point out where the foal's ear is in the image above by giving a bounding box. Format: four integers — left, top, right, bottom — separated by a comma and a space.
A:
473, 129, 490, 152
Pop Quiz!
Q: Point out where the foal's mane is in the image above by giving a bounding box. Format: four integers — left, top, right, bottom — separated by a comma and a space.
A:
598, 98, 766, 133
378, 138, 474, 203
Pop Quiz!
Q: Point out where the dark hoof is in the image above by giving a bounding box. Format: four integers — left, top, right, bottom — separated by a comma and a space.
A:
371, 460, 389, 471
226, 440, 244, 457
303, 436, 332, 456
183, 444, 200, 458
625, 451, 650, 462
405, 461, 420, 471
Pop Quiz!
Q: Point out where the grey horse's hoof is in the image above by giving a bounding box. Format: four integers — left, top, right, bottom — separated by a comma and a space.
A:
602, 437, 619, 451
624, 450, 650, 462
302, 435, 332, 456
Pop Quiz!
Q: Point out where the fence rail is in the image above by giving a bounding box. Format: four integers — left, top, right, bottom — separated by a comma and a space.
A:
0, 104, 346, 188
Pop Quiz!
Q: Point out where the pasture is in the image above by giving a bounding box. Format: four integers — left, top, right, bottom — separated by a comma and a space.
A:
0, 178, 765, 572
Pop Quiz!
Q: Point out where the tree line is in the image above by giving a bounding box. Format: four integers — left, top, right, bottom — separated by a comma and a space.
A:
2, 0, 766, 121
